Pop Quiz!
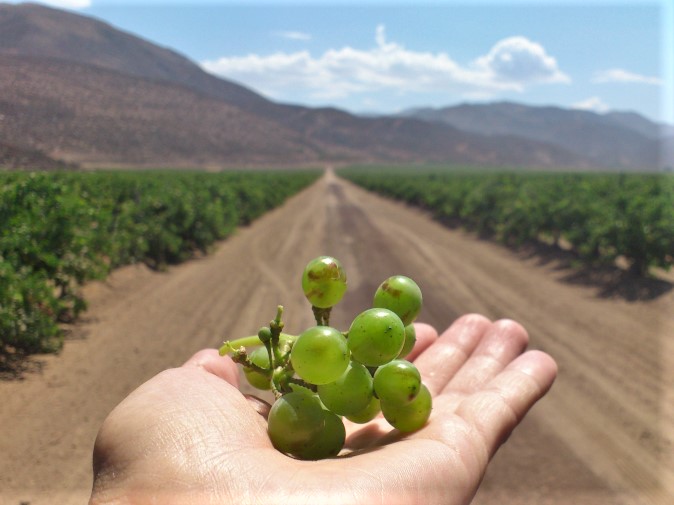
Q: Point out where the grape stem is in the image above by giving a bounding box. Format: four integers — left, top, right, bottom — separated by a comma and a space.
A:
271, 366, 287, 400
286, 377, 318, 393
270, 305, 286, 367
219, 332, 297, 356
220, 305, 303, 402
312, 305, 332, 326
230, 349, 269, 375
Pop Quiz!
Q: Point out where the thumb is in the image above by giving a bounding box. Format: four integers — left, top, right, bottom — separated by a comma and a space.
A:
183, 348, 240, 388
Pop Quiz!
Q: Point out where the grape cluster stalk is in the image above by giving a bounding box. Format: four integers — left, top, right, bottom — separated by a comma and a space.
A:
219, 256, 431, 460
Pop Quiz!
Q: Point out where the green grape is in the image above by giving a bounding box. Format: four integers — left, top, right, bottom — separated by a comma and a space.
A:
243, 346, 271, 390
288, 381, 316, 396
302, 256, 347, 309
373, 276, 422, 326
296, 410, 346, 460
267, 391, 326, 456
318, 361, 373, 416
290, 326, 350, 385
380, 384, 432, 432
347, 308, 405, 366
373, 359, 421, 405
345, 395, 381, 424
398, 324, 417, 358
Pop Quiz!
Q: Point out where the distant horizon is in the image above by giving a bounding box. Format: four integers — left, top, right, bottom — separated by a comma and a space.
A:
4, 0, 674, 125
345, 98, 673, 125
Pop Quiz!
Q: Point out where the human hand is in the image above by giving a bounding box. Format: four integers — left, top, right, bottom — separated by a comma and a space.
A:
89, 314, 557, 505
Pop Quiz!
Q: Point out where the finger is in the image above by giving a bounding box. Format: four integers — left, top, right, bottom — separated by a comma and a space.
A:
442, 318, 529, 395
414, 314, 492, 395
405, 322, 438, 361
455, 350, 558, 459
183, 348, 240, 388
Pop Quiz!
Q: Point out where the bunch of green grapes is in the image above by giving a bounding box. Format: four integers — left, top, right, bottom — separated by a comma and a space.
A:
219, 256, 430, 460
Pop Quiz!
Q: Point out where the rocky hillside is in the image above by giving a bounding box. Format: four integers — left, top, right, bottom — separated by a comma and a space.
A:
402, 102, 670, 170
0, 3, 655, 169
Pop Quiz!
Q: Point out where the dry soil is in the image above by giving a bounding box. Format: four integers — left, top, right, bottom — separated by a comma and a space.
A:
1, 170, 672, 505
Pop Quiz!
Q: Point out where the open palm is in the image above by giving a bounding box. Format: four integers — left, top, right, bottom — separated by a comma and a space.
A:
90, 314, 557, 505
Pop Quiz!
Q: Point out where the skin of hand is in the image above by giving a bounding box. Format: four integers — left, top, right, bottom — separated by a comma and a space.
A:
89, 314, 557, 505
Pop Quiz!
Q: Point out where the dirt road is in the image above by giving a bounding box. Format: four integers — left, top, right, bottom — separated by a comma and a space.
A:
1, 170, 672, 505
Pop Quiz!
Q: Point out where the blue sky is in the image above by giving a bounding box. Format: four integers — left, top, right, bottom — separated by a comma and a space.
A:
10, 1, 674, 124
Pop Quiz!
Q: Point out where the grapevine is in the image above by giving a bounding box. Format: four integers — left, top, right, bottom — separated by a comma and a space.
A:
219, 256, 430, 460
0, 169, 319, 359
342, 168, 674, 277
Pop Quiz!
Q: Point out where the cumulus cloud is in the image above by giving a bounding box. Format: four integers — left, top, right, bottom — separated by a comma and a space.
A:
472, 36, 570, 88
592, 68, 662, 85
201, 25, 569, 101
572, 96, 610, 113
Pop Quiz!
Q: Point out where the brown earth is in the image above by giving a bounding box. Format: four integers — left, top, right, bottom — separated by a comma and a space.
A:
0, 170, 672, 505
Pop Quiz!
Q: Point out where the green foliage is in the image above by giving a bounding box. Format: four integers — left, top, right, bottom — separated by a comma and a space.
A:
0, 169, 319, 357
341, 167, 674, 276
0, 260, 62, 354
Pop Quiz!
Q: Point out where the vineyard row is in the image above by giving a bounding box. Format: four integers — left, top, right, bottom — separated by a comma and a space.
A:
0, 169, 319, 358
341, 167, 674, 276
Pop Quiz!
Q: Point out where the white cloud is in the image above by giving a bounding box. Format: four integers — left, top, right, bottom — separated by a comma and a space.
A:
275, 31, 312, 41
572, 96, 610, 114
592, 68, 662, 85
201, 26, 569, 101
472, 36, 570, 89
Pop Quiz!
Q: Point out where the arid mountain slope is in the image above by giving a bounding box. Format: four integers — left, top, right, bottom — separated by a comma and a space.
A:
0, 53, 331, 165
0, 3, 596, 168
403, 102, 667, 169
0, 2, 268, 110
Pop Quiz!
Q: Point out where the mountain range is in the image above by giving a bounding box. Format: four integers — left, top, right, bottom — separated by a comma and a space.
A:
400, 103, 672, 170
0, 2, 671, 170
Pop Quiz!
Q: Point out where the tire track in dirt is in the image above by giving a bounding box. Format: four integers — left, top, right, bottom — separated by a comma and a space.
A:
321, 171, 673, 505
1, 170, 672, 505
337, 174, 674, 505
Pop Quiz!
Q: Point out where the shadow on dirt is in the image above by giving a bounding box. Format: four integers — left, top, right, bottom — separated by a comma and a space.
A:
0, 351, 46, 381
0, 326, 82, 380
426, 206, 674, 303
514, 240, 673, 302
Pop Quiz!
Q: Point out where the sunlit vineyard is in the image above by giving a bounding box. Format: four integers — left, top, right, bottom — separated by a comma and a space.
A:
0, 169, 319, 357
341, 167, 674, 276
